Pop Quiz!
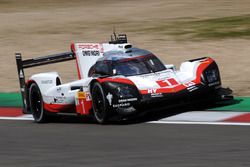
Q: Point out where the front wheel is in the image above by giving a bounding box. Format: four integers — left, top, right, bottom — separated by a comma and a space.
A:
29, 83, 49, 123
91, 82, 109, 124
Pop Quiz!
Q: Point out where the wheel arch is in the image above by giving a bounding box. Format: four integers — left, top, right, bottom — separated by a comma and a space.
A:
29, 72, 61, 94
89, 79, 99, 93
26, 76, 61, 113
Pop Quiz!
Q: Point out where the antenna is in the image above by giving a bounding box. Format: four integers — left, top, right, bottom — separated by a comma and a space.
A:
113, 26, 117, 41
109, 27, 128, 44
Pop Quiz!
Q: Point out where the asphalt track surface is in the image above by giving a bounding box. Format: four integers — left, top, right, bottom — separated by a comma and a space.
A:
1, 119, 250, 167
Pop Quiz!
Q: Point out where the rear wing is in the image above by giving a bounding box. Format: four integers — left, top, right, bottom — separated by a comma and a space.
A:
15, 52, 75, 113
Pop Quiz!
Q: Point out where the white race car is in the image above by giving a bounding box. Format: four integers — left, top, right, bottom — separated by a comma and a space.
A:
16, 33, 232, 124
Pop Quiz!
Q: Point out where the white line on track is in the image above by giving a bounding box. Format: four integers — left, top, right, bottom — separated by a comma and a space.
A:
149, 120, 250, 126
1, 112, 250, 126
0, 115, 33, 121
159, 111, 247, 122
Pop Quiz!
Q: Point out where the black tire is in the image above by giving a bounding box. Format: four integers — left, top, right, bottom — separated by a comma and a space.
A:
29, 83, 48, 123
91, 82, 109, 124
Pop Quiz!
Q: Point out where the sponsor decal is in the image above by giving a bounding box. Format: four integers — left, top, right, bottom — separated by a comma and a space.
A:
78, 44, 99, 49
156, 78, 178, 87
183, 81, 195, 87
147, 89, 163, 97
156, 79, 169, 87
184, 81, 197, 92
187, 86, 198, 92
53, 96, 66, 104
82, 50, 100, 56
106, 93, 113, 106
113, 103, 130, 108
118, 98, 137, 103
78, 92, 86, 99
208, 81, 220, 87
41, 80, 53, 84
168, 78, 178, 85
151, 93, 163, 98
148, 89, 157, 94
78, 43, 101, 56
19, 70, 24, 78
140, 70, 171, 79
86, 93, 92, 101
56, 87, 62, 92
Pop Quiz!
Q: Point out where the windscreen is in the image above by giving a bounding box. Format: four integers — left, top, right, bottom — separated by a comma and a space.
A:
113, 55, 166, 76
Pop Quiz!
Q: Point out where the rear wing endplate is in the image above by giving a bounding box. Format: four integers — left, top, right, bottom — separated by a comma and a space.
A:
15, 52, 75, 113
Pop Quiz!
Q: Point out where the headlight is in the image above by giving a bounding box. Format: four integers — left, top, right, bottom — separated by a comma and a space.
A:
104, 82, 139, 98
205, 69, 219, 83
117, 85, 132, 98
202, 61, 221, 87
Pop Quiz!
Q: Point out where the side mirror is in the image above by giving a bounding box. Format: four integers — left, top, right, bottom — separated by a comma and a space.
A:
165, 64, 176, 71
95, 69, 109, 76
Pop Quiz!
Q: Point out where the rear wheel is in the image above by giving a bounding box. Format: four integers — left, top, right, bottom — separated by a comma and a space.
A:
29, 83, 48, 123
91, 82, 109, 124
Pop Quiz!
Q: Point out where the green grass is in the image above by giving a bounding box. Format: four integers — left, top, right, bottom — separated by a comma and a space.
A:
116, 15, 250, 41
209, 97, 250, 112
171, 15, 250, 40
0, 93, 22, 107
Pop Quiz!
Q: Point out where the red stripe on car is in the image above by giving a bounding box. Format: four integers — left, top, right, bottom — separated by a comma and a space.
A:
192, 57, 213, 83
97, 77, 135, 85
71, 43, 82, 79
44, 103, 75, 113
168, 78, 178, 85
156, 80, 169, 87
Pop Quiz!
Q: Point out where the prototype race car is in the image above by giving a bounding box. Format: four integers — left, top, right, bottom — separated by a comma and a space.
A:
16, 33, 232, 124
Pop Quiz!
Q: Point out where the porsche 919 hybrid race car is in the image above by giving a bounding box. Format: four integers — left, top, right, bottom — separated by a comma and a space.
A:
16, 33, 232, 124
